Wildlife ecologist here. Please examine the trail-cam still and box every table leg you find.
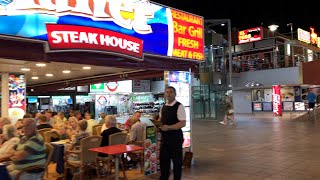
[115,155,119,180]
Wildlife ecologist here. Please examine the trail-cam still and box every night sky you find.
[151,0,319,34]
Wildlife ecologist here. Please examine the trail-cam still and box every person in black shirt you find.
[36,115,53,130]
[99,115,122,157]
[160,86,186,180]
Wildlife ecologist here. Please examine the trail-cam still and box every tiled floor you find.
[48,111,320,180]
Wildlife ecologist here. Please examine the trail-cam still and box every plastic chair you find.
[97,132,128,178]
[64,135,102,180]
[37,128,53,138]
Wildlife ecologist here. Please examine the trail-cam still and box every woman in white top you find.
[0,124,20,160]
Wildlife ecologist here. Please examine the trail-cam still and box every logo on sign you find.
[0,0,154,34]
[106,81,119,92]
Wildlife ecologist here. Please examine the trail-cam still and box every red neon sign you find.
[272,85,282,116]
[238,27,263,44]
[46,24,144,60]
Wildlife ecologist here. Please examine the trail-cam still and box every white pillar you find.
[1,73,9,117]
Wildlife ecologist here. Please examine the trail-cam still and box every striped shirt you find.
[13,133,46,170]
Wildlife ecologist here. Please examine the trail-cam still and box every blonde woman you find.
[66,117,78,139]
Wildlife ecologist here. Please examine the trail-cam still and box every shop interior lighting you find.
[31,76,39,80]
[21,68,30,71]
[36,63,46,67]
[63,70,71,73]
[83,66,91,70]
[46,74,53,77]
[245,82,263,87]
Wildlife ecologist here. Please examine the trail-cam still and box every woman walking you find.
[220,95,236,125]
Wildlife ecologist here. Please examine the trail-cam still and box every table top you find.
[89,144,144,155]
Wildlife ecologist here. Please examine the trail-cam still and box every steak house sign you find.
[0,0,205,61]
[1,0,153,60]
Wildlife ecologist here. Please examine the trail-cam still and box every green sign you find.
[90,83,104,92]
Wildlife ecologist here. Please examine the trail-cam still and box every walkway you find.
[138,112,320,180]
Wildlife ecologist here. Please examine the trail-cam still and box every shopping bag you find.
[183,149,193,167]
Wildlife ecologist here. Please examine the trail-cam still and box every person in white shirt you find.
[84,112,98,135]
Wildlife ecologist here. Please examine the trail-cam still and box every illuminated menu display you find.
[238,27,263,44]
[170,9,204,60]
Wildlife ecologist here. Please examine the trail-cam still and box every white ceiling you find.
[0,58,136,85]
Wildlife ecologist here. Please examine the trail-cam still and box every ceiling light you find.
[31,76,39,80]
[46,74,53,77]
[63,70,71,73]
[36,63,46,67]
[83,66,91,70]
[21,68,30,71]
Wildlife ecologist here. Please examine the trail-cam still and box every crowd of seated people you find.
[0,109,151,178]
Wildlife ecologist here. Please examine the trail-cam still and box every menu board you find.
[262,102,272,111]
[295,102,306,111]
[253,102,262,111]
[283,102,294,111]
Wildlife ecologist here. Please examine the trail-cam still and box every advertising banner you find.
[8,74,26,124]
[272,85,282,116]
[144,125,158,175]
[0,0,204,61]
[238,27,263,44]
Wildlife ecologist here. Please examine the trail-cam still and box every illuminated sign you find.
[8,74,26,124]
[46,24,144,60]
[298,28,311,44]
[0,0,204,61]
[272,85,282,116]
[310,27,318,45]
[238,27,263,44]
[171,9,204,60]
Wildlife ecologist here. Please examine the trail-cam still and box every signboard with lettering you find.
[238,27,263,44]
[0,0,204,61]
[272,85,282,116]
[298,28,311,44]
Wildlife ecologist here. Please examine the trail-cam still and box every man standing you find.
[159,86,186,180]
[307,88,316,113]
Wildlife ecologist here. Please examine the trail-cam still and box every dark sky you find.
[151,0,319,34]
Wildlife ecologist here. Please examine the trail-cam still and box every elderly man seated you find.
[6,118,47,180]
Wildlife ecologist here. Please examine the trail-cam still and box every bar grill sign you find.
[272,85,282,116]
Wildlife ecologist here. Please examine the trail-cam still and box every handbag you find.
[228,109,234,114]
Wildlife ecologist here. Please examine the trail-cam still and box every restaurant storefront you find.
[0,0,204,176]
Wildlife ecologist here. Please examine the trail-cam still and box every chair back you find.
[37,128,52,138]
[80,135,102,165]
[43,130,59,143]
[109,132,128,145]
[92,124,102,135]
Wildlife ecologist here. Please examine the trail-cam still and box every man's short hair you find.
[78,120,88,131]
[166,86,176,93]
[38,115,48,123]
[23,118,37,128]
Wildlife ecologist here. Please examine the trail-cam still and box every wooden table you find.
[89,144,144,180]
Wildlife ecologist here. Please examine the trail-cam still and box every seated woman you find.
[0,124,20,161]
[66,117,78,139]
[66,120,90,161]
[51,123,70,142]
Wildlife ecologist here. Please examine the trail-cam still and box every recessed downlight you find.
[83,66,91,70]
[36,63,46,67]
[31,76,39,80]
[21,68,30,71]
[62,70,70,73]
[46,74,53,77]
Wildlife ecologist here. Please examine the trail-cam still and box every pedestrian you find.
[307,88,316,113]
[159,86,186,180]
[220,95,236,125]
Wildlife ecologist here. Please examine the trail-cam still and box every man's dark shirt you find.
[37,124,53,130]
[99,127,122,157]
